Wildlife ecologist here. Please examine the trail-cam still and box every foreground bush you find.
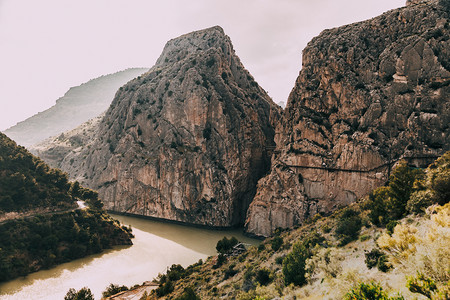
[216,236,239,254]
[174,287,201,300]
[378,203,450,283]
[64,287,94,300]
[364,248,392,272]
[283,242,309,286]
[102,283,129,298]
[335,208,362,245]
[344,282,404,300]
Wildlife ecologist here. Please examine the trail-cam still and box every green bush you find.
[407,273,438,299]
[213,254,227,269]
[386,220,398,236]
[102,283,129,298]
[64,287,94,300]
[344,282,404,300]
[282,242,309,286]
[216,236,238,254]
[406,190,434,213]
[224,264,238,280]
[271,236,283,251]
[175,287,201,300]
[365,187,391,226]
[364,249,392,272]
[335,208,362,246]
[388,161,424,219]
[255,268,272,286]
[156,280,174,297]
[428,152,450,205]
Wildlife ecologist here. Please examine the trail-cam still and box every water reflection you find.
[0,214,260,299]
[111,213,260,256]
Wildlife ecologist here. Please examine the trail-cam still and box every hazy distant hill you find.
[3,68,148,147]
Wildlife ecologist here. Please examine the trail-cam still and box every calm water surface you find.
[0,214,259,300]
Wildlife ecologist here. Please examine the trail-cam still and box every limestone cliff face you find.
[245,0,450,236]
[63,26,280,227]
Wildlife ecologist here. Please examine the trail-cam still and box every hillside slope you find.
[132,151,449,300]
[0,132,133,282]
[3,68,148,147]
[246,0,450,237]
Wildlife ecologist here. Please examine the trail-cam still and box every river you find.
[0,214,260,300]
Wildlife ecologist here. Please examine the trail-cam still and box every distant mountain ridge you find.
[3,68,148,147]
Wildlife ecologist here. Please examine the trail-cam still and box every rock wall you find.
[245,0,450,236]
[61,26,280,227]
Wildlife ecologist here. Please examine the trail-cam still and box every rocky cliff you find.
[245,0,450,236]
[56,26,280,227]
[3,68,147,147]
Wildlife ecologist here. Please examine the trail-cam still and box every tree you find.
[388,161,424,219]
[216,236,239,254]
[282,241,309,286]
[102,283,129,298]
[64,287,94,300]
[175,287,201,300]
[335,208,362,245]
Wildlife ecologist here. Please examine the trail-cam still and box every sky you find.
[0,0,406,131]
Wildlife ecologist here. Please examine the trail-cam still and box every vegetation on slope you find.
[0,133,133,282]
[132,152,449,299]
[0,132,75,212]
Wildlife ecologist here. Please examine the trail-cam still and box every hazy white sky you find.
[0,0,405,131]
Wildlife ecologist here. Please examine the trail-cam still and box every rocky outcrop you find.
[29,113,103,170]
[245,0,450,236]
[3,68,147,147]
[57,26,280,227]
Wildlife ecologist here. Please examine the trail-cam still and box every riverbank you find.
[0,213,260,299]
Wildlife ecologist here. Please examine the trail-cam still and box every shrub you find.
[406,190,434,213]
[407,273,438,299]
[156,280,174,297]
[102,283,129,298]
[365,186,391,226]
[275,256,284,265]
[335,208,362,245]
[258,243,265,252]
[282,241,309,286]
[377,223,418,265]
[364,249,392,272]
[388,161,424,219]
[64,287,94,300]
[364,161,425,226]
[175,287,201,300]
[255,268,272,286]
[271,236,283,251]
[344,282,404,300]
[216,236,238,254]
[386,220,398,235]
[224,264,238,280]
[213,254,227,269]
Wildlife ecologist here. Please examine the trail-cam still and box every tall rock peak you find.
[245,0,449,236]
[52,26,281,228]
[155,26,232,67]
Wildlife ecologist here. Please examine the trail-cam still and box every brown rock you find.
[46,26,281,227]
[245,0,450,237]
